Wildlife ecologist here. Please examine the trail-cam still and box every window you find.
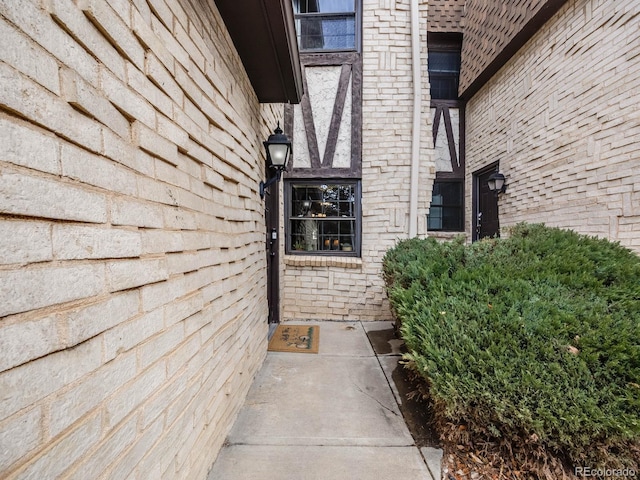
[428,33,462,100]
[427,181,463,231]
[293,0,357,51]
[428,33,464,232]
[286,181,360,255]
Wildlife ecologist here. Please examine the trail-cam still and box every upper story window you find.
[293,0,358,52]
[428,33,462,100]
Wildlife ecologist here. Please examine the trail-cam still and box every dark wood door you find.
[474,167,500,240]
[265,181,280,324]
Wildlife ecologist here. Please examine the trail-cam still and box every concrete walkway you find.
[207,321,442,480]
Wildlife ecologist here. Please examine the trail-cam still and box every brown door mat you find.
[267,324,319,354]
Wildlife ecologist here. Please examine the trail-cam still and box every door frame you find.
[264,179,280,324]
[472,162,499,242]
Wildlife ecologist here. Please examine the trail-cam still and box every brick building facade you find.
[0,0,300,478]
[280,0,639,324]
[1,0,638,477]
[463,0,640,251]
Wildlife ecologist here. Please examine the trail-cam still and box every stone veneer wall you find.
[281,0,435,321]
[0,0,281,478]
[465,0,640,253]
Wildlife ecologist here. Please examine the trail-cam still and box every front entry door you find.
[265,181,280,324]
[474,166,500,240]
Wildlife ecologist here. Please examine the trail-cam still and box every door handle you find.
[268,228,277,257]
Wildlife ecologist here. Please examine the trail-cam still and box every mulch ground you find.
[402,369,578,480]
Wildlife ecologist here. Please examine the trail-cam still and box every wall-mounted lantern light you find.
[487,172,507,194]
[260,123,292,199]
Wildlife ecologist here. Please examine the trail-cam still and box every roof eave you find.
[216,0,303,104]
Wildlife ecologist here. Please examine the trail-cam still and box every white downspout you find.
[408,0,422,238]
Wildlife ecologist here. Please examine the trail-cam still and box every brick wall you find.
[0,0,280,478]
[465,0,640,253]
[281,0,435,321]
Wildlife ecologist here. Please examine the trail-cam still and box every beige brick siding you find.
[465,0,640,253]
[0,0,281,478]
[281,0,435,321]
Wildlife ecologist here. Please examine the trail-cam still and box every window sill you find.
[427,231,468,241]
[284,255,362,269]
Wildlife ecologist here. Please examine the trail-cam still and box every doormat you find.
[268,324,319,354]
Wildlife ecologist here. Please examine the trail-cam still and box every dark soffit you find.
[216,0,303,104]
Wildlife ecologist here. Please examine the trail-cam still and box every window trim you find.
[285,179,362,256]
[427,32,462,101]
[427,179,465,232]
[293,0,362,53]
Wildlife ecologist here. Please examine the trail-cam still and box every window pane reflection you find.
[427,181,463,231]
[294,0,354,13]
[288,182,359,254]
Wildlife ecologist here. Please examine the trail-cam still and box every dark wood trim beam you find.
[429,99,463,108]
[434,171,463,180]
[322,64,352,168]
[460,0,569,101]
[300,52,361,66]
[442,106,460,173]
[350,56,362,176]
[283,103,295,165]
[284,167,356,179]
[300,67,321,169]
[459,104,466,175]
[432,106,442,146]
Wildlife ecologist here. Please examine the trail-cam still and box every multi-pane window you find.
[428,51,461,99]
[428,33,464,232]
[428,34,462,100]
[427,181,463,231]
[287,181,360,255]
[293,0,357,51]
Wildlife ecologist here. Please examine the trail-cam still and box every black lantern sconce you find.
[487,172,507,195]
[259,123,292,199]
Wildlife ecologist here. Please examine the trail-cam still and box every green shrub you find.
[383,224,640,472]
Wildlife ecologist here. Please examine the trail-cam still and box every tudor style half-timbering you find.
[460,0,640,252]
[426,30,466,236]
[426,0,640,253]
[287,53,362,176]
[283,53,363,257]
[279,0,639,324]
[0,0,301,478]
[279,0,434,321]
